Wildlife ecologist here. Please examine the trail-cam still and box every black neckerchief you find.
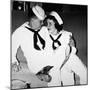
[25,26,45,50]
[50,33,62,50]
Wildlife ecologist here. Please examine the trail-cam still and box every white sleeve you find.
[60,31,72,45]
[68,54,87,84]
[65,45,70,58]
[71,46,77,54]
[69,33,77,54]
[12,29,21,64]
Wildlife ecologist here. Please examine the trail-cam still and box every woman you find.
[43,11,87,86]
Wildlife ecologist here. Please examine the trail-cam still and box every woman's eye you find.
[48,22,52,27]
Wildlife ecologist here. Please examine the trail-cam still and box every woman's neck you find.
[51,29,59,36]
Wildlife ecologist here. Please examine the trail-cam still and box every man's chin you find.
[32,26,41,30]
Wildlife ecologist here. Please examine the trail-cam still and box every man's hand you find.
[12,62,22,72]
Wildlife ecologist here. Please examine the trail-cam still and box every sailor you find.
[12,5,46,73]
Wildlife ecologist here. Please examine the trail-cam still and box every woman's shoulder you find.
[61,30,72,36]
[59,30,72,45]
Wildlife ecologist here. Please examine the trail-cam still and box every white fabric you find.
[12,22,48,73]
[41,29,73,86]
[71,46,77,54]
[41,29,87,86]
[61,53,87,85]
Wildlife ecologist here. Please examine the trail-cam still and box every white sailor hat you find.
[32,5,46,20]
[50,11,63,25]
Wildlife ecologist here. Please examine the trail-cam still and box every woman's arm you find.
[69,35,77,54]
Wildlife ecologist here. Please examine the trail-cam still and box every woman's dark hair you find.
[43,15,63,32]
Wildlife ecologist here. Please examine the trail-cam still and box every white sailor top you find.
[39,27,73,68]
[12,22,47,73]
[40,27,87,85]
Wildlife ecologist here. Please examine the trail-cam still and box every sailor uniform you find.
[25,26,45,50]
[49,34,61,50]
[41,27,87,86]
[12,22,48,74]
[45,30,73,86]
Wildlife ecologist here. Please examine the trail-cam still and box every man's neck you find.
[28,22,41,31]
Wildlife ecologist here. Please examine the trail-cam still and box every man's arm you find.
[69,36,76,47]
[69,35,77,54]
[65,35,76,58]
[12,29,22,72]
[12,32,18,64]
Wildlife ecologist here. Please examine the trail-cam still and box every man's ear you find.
[29,18,33,28]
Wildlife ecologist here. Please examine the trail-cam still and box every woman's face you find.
[47,19,58,35]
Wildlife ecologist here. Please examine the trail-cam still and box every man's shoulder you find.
[12,22,31,36]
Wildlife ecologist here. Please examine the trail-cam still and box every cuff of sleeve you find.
[71,46,77,54]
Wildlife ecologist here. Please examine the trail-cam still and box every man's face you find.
[30,17,42,30]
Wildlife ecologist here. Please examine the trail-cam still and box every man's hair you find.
[43,15,63,32]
